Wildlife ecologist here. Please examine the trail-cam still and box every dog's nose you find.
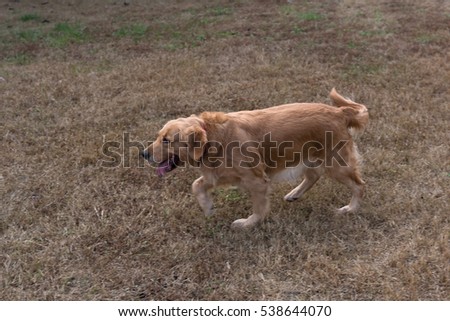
[141,150,150,160]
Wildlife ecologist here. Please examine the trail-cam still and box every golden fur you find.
[144,88,369,228]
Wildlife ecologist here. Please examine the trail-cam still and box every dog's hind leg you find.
[332,167,365,214]
[192,176,214,216]
[327,142,365,214]
[284,168,323,202]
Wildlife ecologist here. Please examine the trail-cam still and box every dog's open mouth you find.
[156,155,180,177]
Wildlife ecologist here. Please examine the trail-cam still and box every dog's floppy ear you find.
[182,125,207,162]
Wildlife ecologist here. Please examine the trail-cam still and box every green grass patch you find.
[210,6,232,16]
[155,22,215,50]
[20,13,41,22]
[291,26,305,35]
[195,33,207,42]
[344,63,383,79]
[155,24,186,51]
[359,29,389,37]
[6,53,32,65]
[181,7,198,15]
[416,34,437,44]
[374,9,384,24]
[297,11,323,21]
[197,17,215,26]
[280,5,323,21]
[17,29,44,42]
[113,23,148,42]
[347,41,358,49]
[47,22,87,47]
[217,30,239,38]
[280,5,296,15]
[216,188,244,202]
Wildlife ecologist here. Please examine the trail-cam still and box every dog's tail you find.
[330,88,369,136]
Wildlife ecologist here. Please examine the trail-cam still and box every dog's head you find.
[142,115,207,176]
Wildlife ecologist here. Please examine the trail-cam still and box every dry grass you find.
[1,0,449,300]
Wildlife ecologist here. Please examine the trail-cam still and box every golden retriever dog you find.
[142,88,368,229]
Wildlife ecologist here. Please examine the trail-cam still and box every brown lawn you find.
[1,0,449,300]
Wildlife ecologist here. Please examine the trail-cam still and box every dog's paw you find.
[203,207,215,217]
[231,218,251,229]
[231,214,261,229]
[336,205,352,214]
[198,199,214,216]
[283,194,298,202]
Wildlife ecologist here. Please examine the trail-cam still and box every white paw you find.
[231,218,250,229]
[283,194,298,202]
[203,207,215,217]
[336,205,352,214]
[231,214,261,229]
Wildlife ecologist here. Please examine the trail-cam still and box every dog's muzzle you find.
[141,150,180,177]
[141,150,152,162]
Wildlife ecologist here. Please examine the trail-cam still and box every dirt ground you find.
[1,0,449,300]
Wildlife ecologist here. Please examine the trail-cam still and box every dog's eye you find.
[162,137,170,144]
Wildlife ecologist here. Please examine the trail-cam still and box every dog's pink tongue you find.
[156,160,171,177]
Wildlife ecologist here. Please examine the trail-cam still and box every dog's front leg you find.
[232,180,270,229]
[192,176,214,216]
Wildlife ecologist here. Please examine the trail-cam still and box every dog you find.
[142,88,368,229]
